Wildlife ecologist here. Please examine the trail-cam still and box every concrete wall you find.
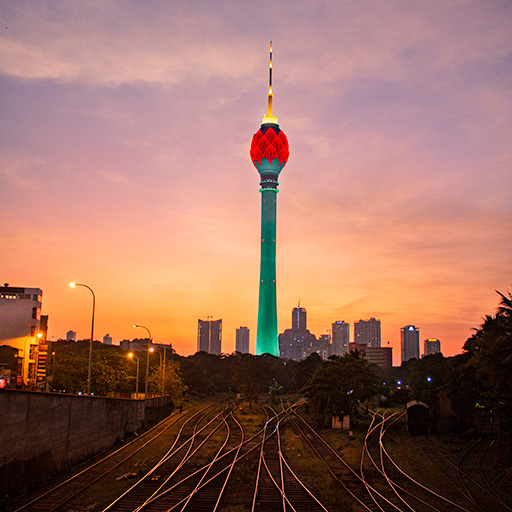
[0,389,173,499]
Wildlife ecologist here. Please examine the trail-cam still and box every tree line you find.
[49,290,511,440]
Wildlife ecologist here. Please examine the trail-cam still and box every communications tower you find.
[250,42,290,356]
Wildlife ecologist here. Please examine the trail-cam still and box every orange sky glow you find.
[1,1,511,364]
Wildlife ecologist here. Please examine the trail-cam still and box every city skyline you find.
[1,1,511,362]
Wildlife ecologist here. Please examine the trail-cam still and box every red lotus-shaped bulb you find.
[250,126,289,171]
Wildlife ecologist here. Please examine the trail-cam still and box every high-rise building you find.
[292,306,307,331]
[423,338,441,357]
[197,319,222,355]
[235,327,250,353]
[103,334,112,345]
[331,321,350,356]
[401,325,420,363]
[0,285,43,387]
[354,318,381,348]
[66,330,77,341]
[279,305,317,361]
[250,42,290,356]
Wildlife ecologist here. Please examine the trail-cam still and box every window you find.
[32,307,37,319]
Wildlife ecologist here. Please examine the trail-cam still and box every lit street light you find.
[133,324,152,397]
[70,282,95,395]
[150,345,166,396]
[128,352,140,398]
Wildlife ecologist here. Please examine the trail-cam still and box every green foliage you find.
[409,353,448,405]
[148,359,185,399]
[463,290,512,419]
[407,290,512,434]
[51,341,132,395]
[301,355,383,426]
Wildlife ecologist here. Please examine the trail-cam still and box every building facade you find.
[401,325,420,363]
[423,338,441,357]
[235,327,250,353]
[354,318,381,348]
[66,330,77,341]
[197,319,222,355]
[0,285,43,387]
[365,346,393,369]
[331,321,350,356]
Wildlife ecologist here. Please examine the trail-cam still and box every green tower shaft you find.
[256,188,278,355]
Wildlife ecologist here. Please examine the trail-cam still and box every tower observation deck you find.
[250,42,289,356]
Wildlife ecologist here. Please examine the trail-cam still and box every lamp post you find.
[133,324,151,397]
[150,346,166,396]
[70,282,95,395]
[128,352,140,398]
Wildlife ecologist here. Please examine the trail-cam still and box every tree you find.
[230,353,274,407]
[148,359,185,399]
[302,355,383,426]
[463,290,512,421]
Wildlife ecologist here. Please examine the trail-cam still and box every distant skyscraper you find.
[197,319,222,355]
[279,305,317,361]
[354,318,381,348]
[292,306,307,331]
[103,334,112,345]
[401,325,420,363]
[66,330,77,341]
[250,42,290,356]
[423,338,441,357]
[331,321,350,356]
[236,327,250,353]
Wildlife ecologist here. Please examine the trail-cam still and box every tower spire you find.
[262,41,278,125]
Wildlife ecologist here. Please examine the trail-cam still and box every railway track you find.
[10,398,512,512]
[457,437,512,512]
[290,408,401,511]
[9,399,223,512]
[252,403,327,512]
[12,397,330,512]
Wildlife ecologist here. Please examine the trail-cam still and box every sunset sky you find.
[1,1,511,363]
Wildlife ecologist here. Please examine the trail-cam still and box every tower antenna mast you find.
[262,41,278,124]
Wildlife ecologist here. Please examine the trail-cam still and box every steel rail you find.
[288,413,376,512]
[10,402,209,512]
[126,400,294,511]
[361,410,409,510]
[411,436,481,508]
[456,437,512,512]
[421,434,512,511]
[174,406,234,511]
[292,408,401,512]
[366,408,474,512]
[256,402,328,512]
[106,401,235,512]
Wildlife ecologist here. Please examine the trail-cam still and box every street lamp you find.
[128,352,140,398]
[150,346,166,396]
[133,324,151,397]
[70,282,95,395]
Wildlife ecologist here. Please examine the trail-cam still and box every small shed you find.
[406,400,430,435]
